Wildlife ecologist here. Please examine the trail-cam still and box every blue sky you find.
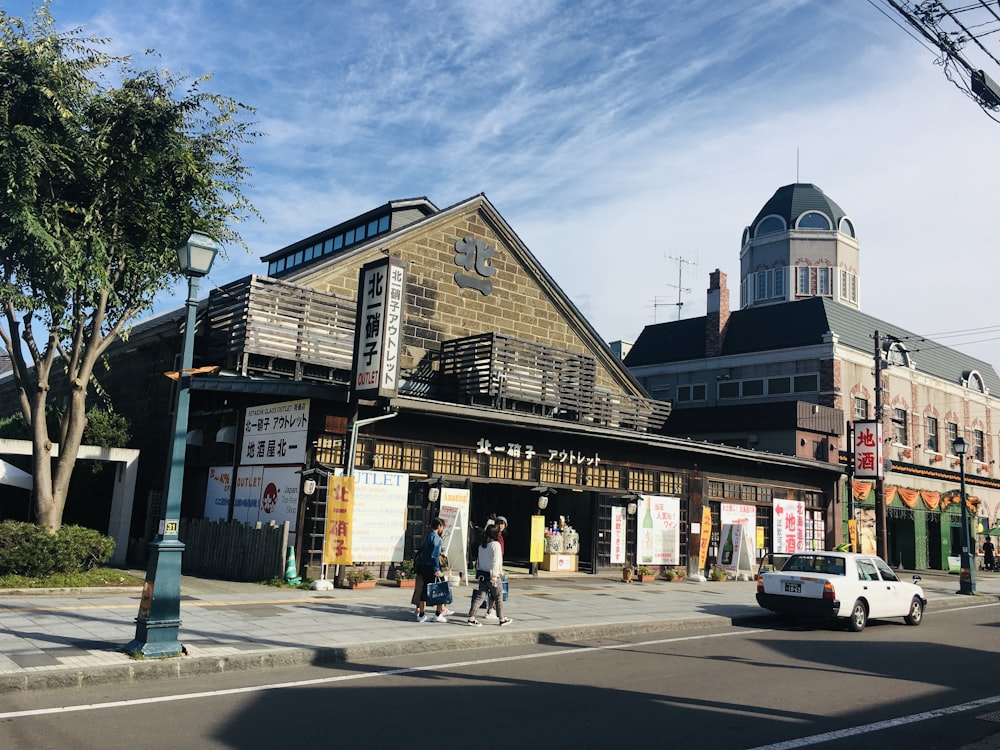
[7,0,1000,366]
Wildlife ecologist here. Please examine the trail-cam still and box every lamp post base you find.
[958,552,977,595]
[123,538,185,657]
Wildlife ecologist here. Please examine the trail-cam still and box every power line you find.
[875,0,1000,119]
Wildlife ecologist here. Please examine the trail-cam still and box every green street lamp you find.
[953,436,976,596]
[125,231,219,657]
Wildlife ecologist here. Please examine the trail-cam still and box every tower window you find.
[755,216,785,236]
[797,211,831,230]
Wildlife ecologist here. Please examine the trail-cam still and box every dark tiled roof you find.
[625,297,1000,394]
[750,183,847,230]
[624,317,706,366]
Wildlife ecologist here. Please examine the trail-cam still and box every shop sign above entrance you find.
[475,437,600,466]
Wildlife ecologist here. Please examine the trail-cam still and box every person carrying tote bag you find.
[415,518,453,623]
[466,524,512,626]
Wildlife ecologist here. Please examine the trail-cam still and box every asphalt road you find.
[2,599,1000,750]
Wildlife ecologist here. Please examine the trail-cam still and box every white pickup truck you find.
[755,551,926,632]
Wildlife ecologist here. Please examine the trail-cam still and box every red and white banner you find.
[772,498,806,554]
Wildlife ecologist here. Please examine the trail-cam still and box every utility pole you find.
[873,330,887,561]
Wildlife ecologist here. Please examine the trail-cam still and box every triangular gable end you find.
[290,193,649,404]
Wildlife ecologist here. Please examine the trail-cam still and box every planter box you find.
[396,579,415,588]
[348,580,376,589]
[636,575,655,583]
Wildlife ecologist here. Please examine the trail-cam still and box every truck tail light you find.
[822,581,836,601]
[756,576,764,594]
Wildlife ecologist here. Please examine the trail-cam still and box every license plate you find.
[784,582,801,593]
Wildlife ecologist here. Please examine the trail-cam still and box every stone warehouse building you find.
[1,193,844,576]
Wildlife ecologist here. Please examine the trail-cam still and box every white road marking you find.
[0,629,759,720]
[746,693,1000,750]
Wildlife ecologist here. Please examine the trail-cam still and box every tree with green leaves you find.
[0,2,259,531]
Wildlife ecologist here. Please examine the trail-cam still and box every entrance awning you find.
[0,458,32,490]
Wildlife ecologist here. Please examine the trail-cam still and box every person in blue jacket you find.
[416,517,451,622]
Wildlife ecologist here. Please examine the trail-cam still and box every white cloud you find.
[9,0,999,366]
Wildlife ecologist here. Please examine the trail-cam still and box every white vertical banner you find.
[439,487,470,585]
[232,465,264,525]
[610,506,627,565]
[773,498,806,554]
[204,466,233,522]
[258,466,301,541]
[349,470,409,562]
[721,502,758,557]
[637,495,681,565]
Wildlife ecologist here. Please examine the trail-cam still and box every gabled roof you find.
[285,192,653,400]
[625,296,1000,394]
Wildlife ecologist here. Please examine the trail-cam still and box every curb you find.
[0,612,759,695]
[0,586,144,597]
[0,592,994,695]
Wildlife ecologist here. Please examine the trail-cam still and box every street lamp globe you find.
[176,231,219,277]
[953,436,967,457]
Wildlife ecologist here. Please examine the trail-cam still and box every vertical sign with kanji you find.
[610,506,626,565]
[772,498,806,554]
[853,420,883,479]
[324,475,355,566]
[352,256,405,399]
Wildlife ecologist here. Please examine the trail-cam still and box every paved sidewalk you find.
[0,566,998,698]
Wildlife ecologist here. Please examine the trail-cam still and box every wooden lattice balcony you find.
[203,275,356,382]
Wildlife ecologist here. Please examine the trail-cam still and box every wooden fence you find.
[179,518,289,582]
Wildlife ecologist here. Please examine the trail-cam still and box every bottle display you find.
[642,504,654,563]
[721,526,734,566]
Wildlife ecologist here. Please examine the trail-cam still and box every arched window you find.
[755,216,785,237]
[887,342,909,367]
[967,371,986,393]
[797,211,831,230]
[839,217,856,238]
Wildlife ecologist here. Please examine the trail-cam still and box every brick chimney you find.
[705,269,730,357]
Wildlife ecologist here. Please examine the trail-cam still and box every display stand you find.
[439,506,468,586]
[540,552,577,571]
[539,526,579,571]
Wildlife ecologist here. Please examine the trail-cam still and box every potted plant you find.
[709,565,728,582]
[635,565,655,583]
[395,559,416,588]
[345,567,376,589]
[662,567,685,582]
[621,564,634,583]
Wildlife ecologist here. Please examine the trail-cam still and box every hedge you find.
[0,522,115,577]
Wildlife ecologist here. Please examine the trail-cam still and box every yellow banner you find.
[529,515,545,563]
[848,519,858,553]
[698,506,712,570]
[324,476,355,565]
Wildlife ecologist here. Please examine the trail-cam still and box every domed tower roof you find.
[740,182,861,311]
[748,183,852,238]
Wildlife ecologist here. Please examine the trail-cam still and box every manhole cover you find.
[977,711,1000,724]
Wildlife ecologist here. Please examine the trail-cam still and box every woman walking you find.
[466,524,512,626]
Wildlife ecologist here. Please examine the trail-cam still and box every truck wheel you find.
[904,597,924,626]
[847,599,868,632]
